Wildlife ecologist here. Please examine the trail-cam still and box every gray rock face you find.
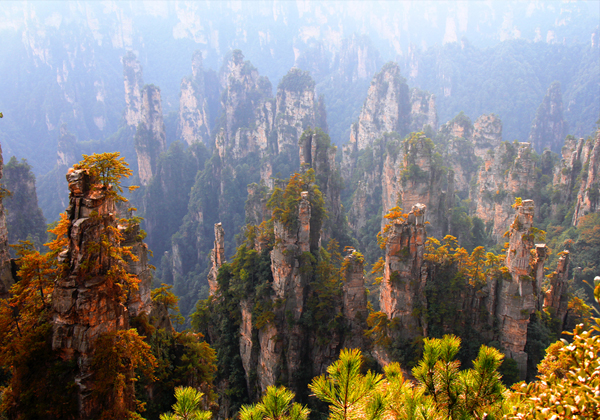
[135,84,167,186]
[0,143,13,298]
[572,130,600,226]
[528,81,567,153]
[123,51,144,129]
[472,141,537,240]
[178,51,212,146]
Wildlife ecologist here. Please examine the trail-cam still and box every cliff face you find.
[275,69,317,163]
[473,114,503,158]
[51,168,152,417]
[409,88,438,133]
[572,130,600,226]
[379,204,428,341]
[123,51,144,129]
[178,51,212,146]
[348,62,410,153]
[215,50,273,161]
[472,141,537,239]
[0,143,13,298]
[134,84,167,186]
[207,222,225,296]
[3,156,47,249]
[528,81,567,153]
[497,200,543,378]
[341,249,367,350]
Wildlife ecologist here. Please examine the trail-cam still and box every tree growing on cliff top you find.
[73,152,138,202]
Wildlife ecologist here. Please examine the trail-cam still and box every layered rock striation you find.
[134,84,167,186]
[51,168,152,416]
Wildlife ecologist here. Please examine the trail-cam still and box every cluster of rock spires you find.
[3,44,592,417]
[206,194,570,402]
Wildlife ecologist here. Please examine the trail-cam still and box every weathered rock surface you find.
[178,51,212,146]
[497,200,541,378]
[51,168,152,417]
[472,142,537,239]
[123,51,144,129]
[409,88,438,133]
[572,130,600,225]
[0,143,13,298]
[473,114,503,159]
[348,62,410,153]
[207,223,225,296]
[341,249,367,350]
[134,84,167,186]
[379,204,428,341]
[529,81,567,153]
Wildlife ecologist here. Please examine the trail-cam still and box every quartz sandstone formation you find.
[572,130,600,226]
[472,142,537,239]
[409,88,438,133]
[379,204,428,342]
[215,50,273,161]
[544,251,570,329]
[497,200,543,378]
[207,222,225,296]
[473,114,503,158]
[341,249,367,350]
[51,168,152,417]
[123,51,144,129]
[178,51,212,146]
[0,143,13,298]
[528,81,567,153]
[134,84,167,185]
[346,62,410,154]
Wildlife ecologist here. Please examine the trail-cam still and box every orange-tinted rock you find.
[497,199,540,379]
[207,223,225,296]
[572,130,600,225]
[379,204,427,341]
[51,167,152,417]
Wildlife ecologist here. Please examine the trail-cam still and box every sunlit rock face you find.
[51,168,152,417]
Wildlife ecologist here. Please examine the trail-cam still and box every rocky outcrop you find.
[51,168,152,417]
[256,191,312,393]
[178,51,212,146]
[0,143,13,298]
[207,223,225,296]
[3,156,47,249]
[409,88,438,133]
[572,130,600,226]
[341,249,367,350]
[472,141,537,239]
[347,62,410,153]
[497,200,542,378]
[275,68,317,158]
[379,204,428,341]
[335,34,380,83]
[528,81,567,153]
[215,50,273,161]
[123,51,144,129]
[134,84,167,186]
[544,251,570,330]
[473,114,503,159]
